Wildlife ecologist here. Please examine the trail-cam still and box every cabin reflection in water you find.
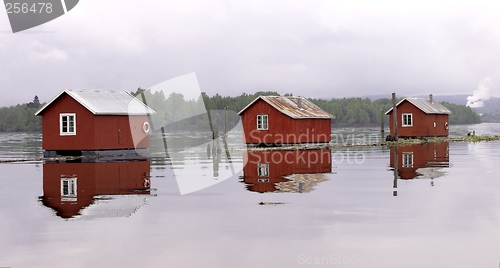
[241,149,332,193]
[390,142,450,181]
[39,160,151,219]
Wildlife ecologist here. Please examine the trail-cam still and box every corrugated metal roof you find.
[385,98,452,115]
[35,89,156,116]
[238,96,334,119]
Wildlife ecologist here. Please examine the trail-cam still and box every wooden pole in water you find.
[380,109,385,142]
[161,127,169,158]
[224,106,228,136]
[380,109,385,143]
[380,109,384,133]
[393,144,398,196]
[207,110,214,140]
[392,93,398,195]
[392,93,398,140]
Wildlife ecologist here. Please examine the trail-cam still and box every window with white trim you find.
[402,113,412,127]
[60,113,76,135]
[257,163,269,177]
[402,153,413,168]
[61,177,77,202]
[257,114,268,130]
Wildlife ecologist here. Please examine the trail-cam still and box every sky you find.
[1,0,500,107]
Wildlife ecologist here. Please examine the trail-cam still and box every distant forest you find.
[132,89,481,130]
[0,96,43,132]
[0,92,482,133]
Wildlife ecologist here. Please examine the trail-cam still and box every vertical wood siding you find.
[39,93,151,151]
[388,100,449,137]
[241,99,331,144]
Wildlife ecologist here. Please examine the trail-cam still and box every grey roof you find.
[238,96,334,119]
[35,89,156,116]
[385,98,452,115]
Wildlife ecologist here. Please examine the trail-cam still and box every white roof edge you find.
[35,89,71,116]
[125,91,157,114]
[65,89,99,115]
[238,95,333,119]
[384,98,407,115]
[237,95,263,115]
[385,98,451,115]
[35,89,156,116]
[35,89,101,116]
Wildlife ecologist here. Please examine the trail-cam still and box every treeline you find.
[440,102,481,124]
[481,112,500,123]
[0,92,482,133]
[131,89,283,131]
[309,97,394,126]
[0,102,43,132]
[132,90,481,130]
[202,93,481,126]
[309,98,481,126]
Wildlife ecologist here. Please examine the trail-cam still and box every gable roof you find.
[35,89,156,116]
[385,98,452,115]
[238,96,334,119]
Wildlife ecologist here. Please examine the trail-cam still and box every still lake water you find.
[1,123,500,268]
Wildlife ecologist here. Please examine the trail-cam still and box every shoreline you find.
[1,135,498,163]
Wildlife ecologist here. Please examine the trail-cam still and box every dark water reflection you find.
[390,142,449,180]
[1,124,500,267]
[241,149,332,193]
[39,160,152,219]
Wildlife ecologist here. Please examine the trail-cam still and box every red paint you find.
[38,93,150,151]
[240,99,331,144]
[242,149,332,193]
[40,160,150,218]
[387,100,449,137]
[389,143,449,180]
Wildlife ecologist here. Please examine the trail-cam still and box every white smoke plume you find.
[466,76,494,108]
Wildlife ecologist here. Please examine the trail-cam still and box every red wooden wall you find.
[39,93,150,151]
[241,99,331,144]
[387,100,449,137]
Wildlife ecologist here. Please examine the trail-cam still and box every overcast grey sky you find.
[1,0,500,107]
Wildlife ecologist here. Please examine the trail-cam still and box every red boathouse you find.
[238,96,334,145]
[35,89,156,156]
[385,94,451,138]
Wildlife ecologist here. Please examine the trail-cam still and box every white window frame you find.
[402,153,413,168]
[257,163,269,177]
[258,178,270,183]
[61,177,77,202]
[402,113,413,127]
[256,114,268,130]
[60,113,76,136]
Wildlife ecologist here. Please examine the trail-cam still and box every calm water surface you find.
[1,124,500,268]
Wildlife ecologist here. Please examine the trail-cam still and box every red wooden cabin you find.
[238,96,334,145]
[385,94,451,138]
[39,160,151,219]
[35,89,155,156]
[242,149,332,193]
